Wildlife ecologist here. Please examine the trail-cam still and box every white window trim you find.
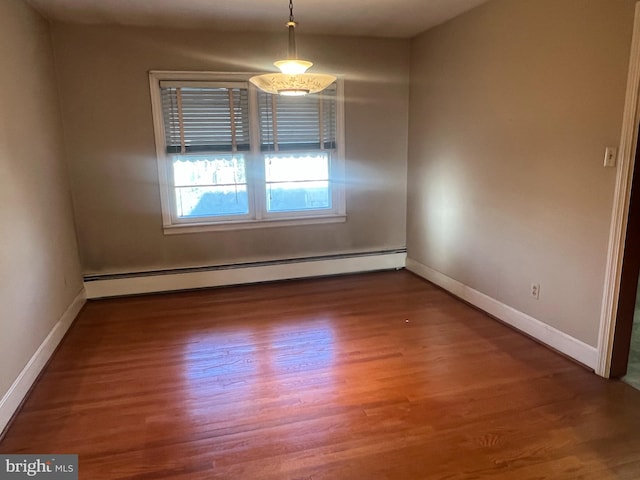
[149,70,346,234]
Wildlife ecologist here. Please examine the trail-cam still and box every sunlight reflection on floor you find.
[181,319,337,405]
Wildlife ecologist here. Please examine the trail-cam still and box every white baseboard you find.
[0,289,86,433]
[84,251,407,299]
[406,258,598,370]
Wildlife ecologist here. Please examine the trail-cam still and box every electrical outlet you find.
[531,283,540,299]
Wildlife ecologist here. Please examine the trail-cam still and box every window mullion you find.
[248,85,265,220]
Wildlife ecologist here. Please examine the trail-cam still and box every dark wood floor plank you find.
[2,270,640,479]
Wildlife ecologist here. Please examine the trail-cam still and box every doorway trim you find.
[597,3,640,377]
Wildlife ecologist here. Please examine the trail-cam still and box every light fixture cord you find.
[287,0,297,59]
[287,0,298,60]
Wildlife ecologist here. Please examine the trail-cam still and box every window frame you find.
[149,71,346,234]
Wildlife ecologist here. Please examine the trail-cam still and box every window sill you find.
[163,214,347,235]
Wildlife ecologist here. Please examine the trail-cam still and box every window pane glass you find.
[172,155,248,218]
[175,186,249,217]
[265,153,331,212]
[267,182,331,212]
[173,155,246,187]
[267,181,330,212]
[265,153,329,182]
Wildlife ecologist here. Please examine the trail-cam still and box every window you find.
[149,72,345,233]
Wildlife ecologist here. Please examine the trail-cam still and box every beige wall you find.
[51,25,410,275]
[407,0,636,347]
[0,1,83,399]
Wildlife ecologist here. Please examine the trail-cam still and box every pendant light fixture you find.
[250,0,336,96]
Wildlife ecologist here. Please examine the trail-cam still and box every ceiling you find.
[25,0,488,38]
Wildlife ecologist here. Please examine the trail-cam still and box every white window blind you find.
[258,83,337,152]
[160,84,250,154]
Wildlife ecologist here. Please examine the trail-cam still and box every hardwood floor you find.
[2,270,640,479]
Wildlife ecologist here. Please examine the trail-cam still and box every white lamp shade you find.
[249,73,337,96]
